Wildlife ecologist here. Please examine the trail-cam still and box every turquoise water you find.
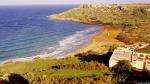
[0,5,101,61]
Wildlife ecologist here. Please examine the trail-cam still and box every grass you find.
[23,68,110,79]
[135,46,150,54]
[50,4,150,44]
[0,57,80,74]
[1,4,149,83]
[42,69,111,78]
[53,5,149,25]
[77,25,124,54]
[0,57,112,84]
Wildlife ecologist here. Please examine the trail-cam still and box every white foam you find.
[1,54,49,64]
[49,50,63,56]
[0,26,101,64]
[48,47,55,50]
[49,26,100,57]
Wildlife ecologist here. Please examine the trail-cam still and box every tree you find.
[0,73,29,84]
[111,60,132,84]
[111,60,132,73]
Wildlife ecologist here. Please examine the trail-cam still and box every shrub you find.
[51,61,108,71]
[111,60,132,73]
[0,73,29,84]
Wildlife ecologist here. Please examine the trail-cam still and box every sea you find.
[0,5,102,62]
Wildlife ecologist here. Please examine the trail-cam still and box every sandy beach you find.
[1,16,125,64]
[49,14,125,54]
[67,24,125,57]
[1,24,124,64]
[52,13,126,46]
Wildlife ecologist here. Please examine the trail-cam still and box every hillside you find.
[1,51,150,84]
[0,4,150,84]
[0,56,112,84]
[50,4,150,44]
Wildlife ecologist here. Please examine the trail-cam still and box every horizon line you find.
[0,3,149,6]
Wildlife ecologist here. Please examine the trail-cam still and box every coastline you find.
[63,25,104,57]
[1,15,124,65]
[67,24,125,57]
[48,12,120,55]
[49,15,96,25]
[0,24,101,64]
[0,54,50,64]
[0,25,101,64]
[49,15,125,56]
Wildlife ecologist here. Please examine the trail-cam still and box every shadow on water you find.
[75,51,113,66]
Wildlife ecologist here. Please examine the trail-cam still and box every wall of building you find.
[109,47,150,71]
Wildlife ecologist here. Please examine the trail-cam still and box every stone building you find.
[131,52,150,70]
[109,47,150,71]
[109,47,133,68]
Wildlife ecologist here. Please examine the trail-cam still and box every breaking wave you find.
[48,26,101,58]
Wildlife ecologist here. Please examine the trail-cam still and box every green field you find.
[0,51,149,84]
[0,58,79,74]
[0,57,112,84]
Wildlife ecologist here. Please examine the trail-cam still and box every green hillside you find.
[50,4,150,44]
[0,4,150,84]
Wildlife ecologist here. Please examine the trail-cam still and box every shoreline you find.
[1,15,124,64]
[49,14,96,25]
[0,25,102,64]
[49,15,125,56]
[1,25,123,64]
[66,25,104,57]
[67,24,125,57]
[0,54,50,64]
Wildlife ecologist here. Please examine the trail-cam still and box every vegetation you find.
[51,4,150,44]
[111,60,132,73]
[0,56,112,84]
[0,73,29,84]
[0,57,80,74]
[50,61,108,70]
[135,46,150,54]
[111,60,132,84]
[0,52,150,84]
[111,60,150,84]
[0,4,150,84]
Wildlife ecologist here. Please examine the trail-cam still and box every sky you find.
[0,0,150,6]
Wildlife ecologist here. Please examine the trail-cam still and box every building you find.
[132,52,150,70]
[109,47,150,71]
[109,47,133,67]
